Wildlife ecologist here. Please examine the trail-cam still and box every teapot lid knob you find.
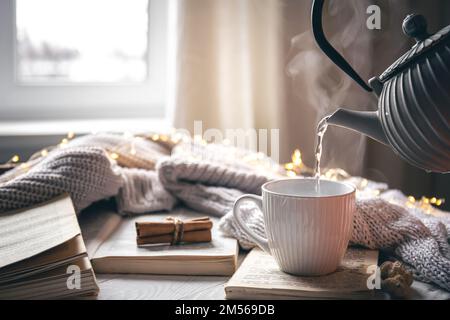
[402,14,429,42]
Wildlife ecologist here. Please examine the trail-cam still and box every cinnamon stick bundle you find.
[135,216,213,246]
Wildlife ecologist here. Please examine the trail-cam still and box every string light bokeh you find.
[0,133,446,216]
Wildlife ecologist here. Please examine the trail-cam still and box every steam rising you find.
[287,0,373,117]
[286,0,389,175]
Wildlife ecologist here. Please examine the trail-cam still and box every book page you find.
[89,207,237,259]
[78,202,123,258]
[0,195,81,269]
[0,235,86,280]
[227,248,378,293]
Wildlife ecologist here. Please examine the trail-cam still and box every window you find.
[0,0,174,123]
[16,0,149,83]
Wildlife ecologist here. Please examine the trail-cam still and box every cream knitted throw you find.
[0,147,123,213]
[0,133,449,291]
[0,134,174,214]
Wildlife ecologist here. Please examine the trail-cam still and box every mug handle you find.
[233,194,270,253]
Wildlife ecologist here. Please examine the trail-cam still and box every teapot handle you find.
[311,0,373,92]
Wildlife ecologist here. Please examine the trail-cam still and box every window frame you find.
[0,0,173,122]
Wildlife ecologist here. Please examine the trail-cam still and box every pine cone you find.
[380,261,413,298]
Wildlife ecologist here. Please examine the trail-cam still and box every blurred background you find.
[0,0,449,208]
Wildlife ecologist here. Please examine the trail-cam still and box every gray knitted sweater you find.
[0,133,449,291]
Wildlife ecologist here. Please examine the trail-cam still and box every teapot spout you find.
[327,109,389,146]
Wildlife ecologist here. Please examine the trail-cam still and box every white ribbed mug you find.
[233,178,355,276]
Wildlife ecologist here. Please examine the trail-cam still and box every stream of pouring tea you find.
[314,116,330,193]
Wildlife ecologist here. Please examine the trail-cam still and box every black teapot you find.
[311,0,450,173]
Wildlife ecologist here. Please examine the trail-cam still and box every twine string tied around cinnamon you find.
[166,216,184,245]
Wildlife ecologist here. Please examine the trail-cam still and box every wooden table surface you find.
[94,274,450,300]
[96,274,229,300]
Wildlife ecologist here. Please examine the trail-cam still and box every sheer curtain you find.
[172,0,450,206]
[172,0,286,155]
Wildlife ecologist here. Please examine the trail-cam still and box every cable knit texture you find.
[156,142,278,216]
[116,167,177,215]
[0,134,449,291]
[0,134,171,214]
[158,157,270,216]
[0,147,123,213]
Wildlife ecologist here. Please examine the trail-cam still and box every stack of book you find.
[0,195,98,299]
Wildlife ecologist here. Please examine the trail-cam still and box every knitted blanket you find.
[157,142,277,216]
[0,147,123,213]
[0,133,449,291]
[0,134,173,214]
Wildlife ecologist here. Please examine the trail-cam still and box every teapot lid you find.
[379,14,450,82]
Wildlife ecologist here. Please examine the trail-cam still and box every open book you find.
[79,203,238,276]
[225,248,384,300]
[0,195,99,299]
